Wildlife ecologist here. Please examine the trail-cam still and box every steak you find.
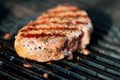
[14,4,93,62]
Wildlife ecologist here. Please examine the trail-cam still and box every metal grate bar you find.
[0,56,43,80]
[0,44,95,80]
[60,60,119,80]
[92,30,120,45]
[0,48,66,80]
[90,44,120,60]
[0,70,28,80]
[2,33,119,79]
[41,63,88,80]
[0,68,20,80]
[89,52,120,68]
[79,54,120,77]
[53,61,100,80]
[30,65,66,80]
[92,38,120,53]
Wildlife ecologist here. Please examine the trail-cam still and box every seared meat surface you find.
[14,4,93,62]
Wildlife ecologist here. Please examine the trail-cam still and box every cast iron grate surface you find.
[0,0,120,80]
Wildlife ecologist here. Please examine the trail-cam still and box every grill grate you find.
[0,0,120,80]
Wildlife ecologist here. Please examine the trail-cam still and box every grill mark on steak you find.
[21,33,65,38]
[28,20,88,26]
[20,27,79,32]
[20,19,88,32]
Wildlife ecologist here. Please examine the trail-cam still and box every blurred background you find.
[0,0,120,43]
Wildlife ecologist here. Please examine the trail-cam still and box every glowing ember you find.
[4,33,12,40]
[82,49,90,55]
[77,56,81,61]
[47,61,52,64]
[43,73,48,78]
[23,63,32,68]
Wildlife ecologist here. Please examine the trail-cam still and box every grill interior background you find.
[0,0,120,80]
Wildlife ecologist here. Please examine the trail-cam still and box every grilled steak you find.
[14,4,93,62]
